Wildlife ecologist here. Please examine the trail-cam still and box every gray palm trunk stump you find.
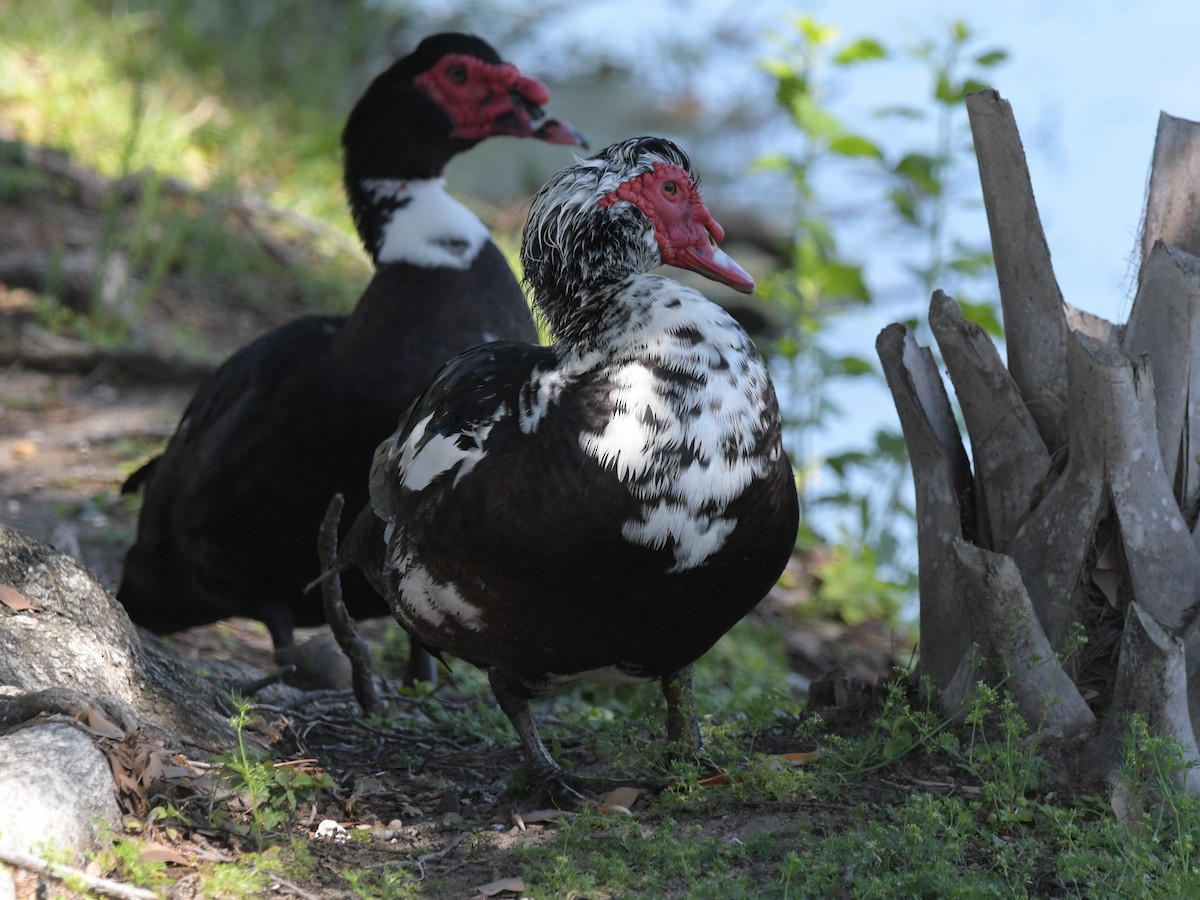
[877,90,1200,786]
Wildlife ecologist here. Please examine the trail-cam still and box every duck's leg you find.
[662,666,702,749]
[488,668,563,781]
[662,666,716,772]
[488,668,591,807]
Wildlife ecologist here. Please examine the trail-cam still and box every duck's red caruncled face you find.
[600,162,754,294]
[416,53,575,143]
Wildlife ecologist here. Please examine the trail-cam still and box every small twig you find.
[268,874,322,900]
[317,494,382,716]
[0,844,157,900]
[407,833,468,881]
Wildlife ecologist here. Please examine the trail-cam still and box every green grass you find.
[213,696,337,850]
[517,807,807,898]
[367,619,1200,898]
[71,622,1200,897]
[508,683,1200,898]
[0,0,395,345]
[1,0,375,229]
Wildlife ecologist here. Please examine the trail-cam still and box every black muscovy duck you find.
[117,33,587,681]
[349,136,798,797]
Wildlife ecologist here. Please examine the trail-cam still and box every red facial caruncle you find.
[600,162,755,294]
[415,53,552,140]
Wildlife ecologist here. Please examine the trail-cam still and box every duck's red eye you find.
[446,64,468,84]
[662,181,678,197]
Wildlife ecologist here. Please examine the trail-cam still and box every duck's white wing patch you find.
[518,363,570,434]
[621,501,740,571]
[391,554,484,632]
[367,178,490,269]
[396,405,508,492]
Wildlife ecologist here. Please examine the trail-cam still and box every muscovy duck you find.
[116,33,587,679]
[350,136,798,795]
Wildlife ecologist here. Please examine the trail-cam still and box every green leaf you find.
[835,354,876,377]
[773,70,810,116]
[957,299,1004,337]
[761,57,803,86]
[790,93,842,137]
[934,72,964,105]
[947,250,994,276]
[751,152,794,172]
[873,428,908,460]
[889,187,918,223]
[825,450,870,477]
[828,134,884,158]
[819,261,871,303]
[834,37,887,65]
[773,334,800,360]
[894,153,940,193]
[875,104,925,121]
[811,543,905,625]
[798,16,838,47]
[962,78,992,95]
[975,49,1009,67]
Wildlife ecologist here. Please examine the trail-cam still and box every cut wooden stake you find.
[877,324,973,688]
[883,93,1200,789]
[1123,241,1200,519]
[1139,112,1200,278]
[944,540,1095,740]
[966,88,1069,453]
[1085,602,1200,789]
[929,291,1050,549]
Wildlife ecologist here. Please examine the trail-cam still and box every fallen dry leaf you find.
[763,750,823,769]
[516,808,575,825]
[138,750,165,787]
[11,439,38,460]
[598,786,641,811]
[83,705,126,740]
[478,875,525,896]
[700,751,822,786]
[109,754,143,798]
[0,584,40,612]
[139,842,191,866]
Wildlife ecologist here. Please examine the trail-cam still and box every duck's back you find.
[374,281,797,689]
[118,241,535,640]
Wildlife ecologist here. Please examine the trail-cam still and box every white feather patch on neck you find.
[365,178,491,269]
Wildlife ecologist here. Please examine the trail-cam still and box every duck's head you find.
[521,137,753,339]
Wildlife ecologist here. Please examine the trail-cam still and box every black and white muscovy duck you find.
[348,136,799,797]
[116,33,586,682]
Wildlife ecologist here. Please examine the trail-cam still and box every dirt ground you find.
[0,153,904,898]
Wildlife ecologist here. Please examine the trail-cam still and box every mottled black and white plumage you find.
[351,136,798,794]
[116,34,586,675]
